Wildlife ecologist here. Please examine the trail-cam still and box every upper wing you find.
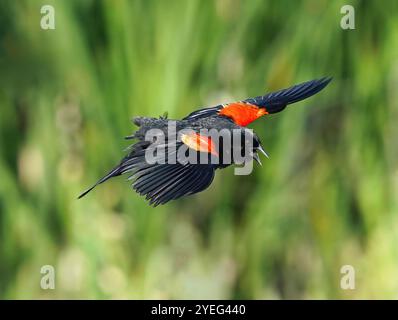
[243,77,332,113]
[183,77,332,125]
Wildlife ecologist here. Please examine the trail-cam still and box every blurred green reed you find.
[0,0,397,299]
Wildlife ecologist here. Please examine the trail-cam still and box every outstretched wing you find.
[243,77,332,114]
[184,77,332,125]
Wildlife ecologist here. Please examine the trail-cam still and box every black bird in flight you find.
[79,77,331,206]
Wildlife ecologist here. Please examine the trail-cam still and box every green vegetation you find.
[0,0,397,299]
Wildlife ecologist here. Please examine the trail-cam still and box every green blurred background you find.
[0,0,397,299]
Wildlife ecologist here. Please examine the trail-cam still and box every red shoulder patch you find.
[218,102,268,126]
[181,132,219,156]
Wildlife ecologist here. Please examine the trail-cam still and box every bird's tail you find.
[78,140,152,199]
[77,165,122,199]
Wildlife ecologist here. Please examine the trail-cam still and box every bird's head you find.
[228,129,268,166]
[248,131,269,166]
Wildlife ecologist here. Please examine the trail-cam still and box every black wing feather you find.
[149,165,200,206]
[130,163,215,206]
[183,105,222,121]
[183,77,331,120]
[150,164,215,206]
[136,164,188,197]
[244,77,332,113]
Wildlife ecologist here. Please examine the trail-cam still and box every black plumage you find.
[79,78,331,206]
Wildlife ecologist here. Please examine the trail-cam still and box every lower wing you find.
[78,135,217,206]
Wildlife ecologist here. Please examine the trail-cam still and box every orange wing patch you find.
[218,102,268,126]
[181,132,219,157]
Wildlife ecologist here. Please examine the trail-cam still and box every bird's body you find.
[79,78,331,206]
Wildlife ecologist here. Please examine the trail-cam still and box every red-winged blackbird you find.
[79,78,331,206]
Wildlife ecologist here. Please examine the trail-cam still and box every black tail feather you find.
[77,166,121,199]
